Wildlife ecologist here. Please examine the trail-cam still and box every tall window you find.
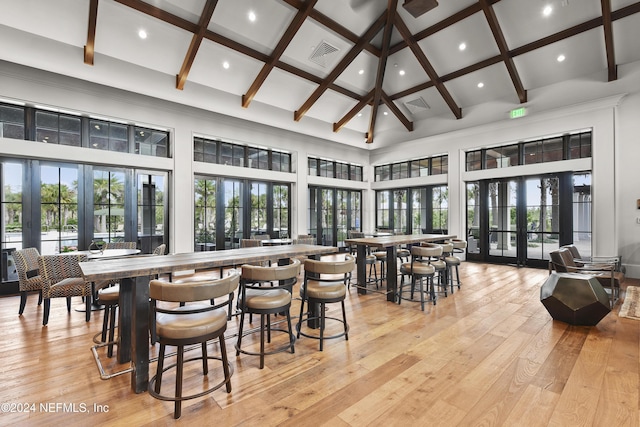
[137,173,165,252]
[392,189,408,234]
[432,185,448,233]
[194,178,216,251]
[2,163,23,286]
[93,169,126,243]
[349,191,361,231]
[250,182,268,236]
[572,173,592,257]
[40,165,79,254]
[376,191,390,230]
[224,180,243,249]
[273,184,289,238]
[466,182,481,254]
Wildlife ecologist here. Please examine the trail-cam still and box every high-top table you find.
[79,244,337,393]
[344,234,456,302]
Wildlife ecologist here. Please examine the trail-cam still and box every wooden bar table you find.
[344,234,456,302]
[79,244,337,393]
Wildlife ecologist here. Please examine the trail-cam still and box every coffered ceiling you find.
[1,0,639,148]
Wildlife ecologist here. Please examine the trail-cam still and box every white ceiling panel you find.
[96,1,194,76]
[209,0,296,56]
[444,62,515,108]
[613,14,640,65]
[494,0,603,49]
[187,39,265,95]
[513,28,607,90]
[0,0,88,47]
[418,11,499,76]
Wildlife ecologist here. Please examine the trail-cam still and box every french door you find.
[467,174,571,267]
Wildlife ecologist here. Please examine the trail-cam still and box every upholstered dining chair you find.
[148,271,239,419]
[13,247,43,315]
[38,254,91,325]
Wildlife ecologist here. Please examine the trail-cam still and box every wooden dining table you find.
[79,244,337,393]
[344,234,456,302]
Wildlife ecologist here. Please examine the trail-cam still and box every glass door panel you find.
[137,172,166,254]
[321,189,334,246]
[223,180,243,249]
[41,164,79,254]
[336,190,348,249]
[488,180,518,261]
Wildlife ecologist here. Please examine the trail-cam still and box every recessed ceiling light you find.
[357,113,362,117]
[138,29,147,39]
[358,69,364,75]
[94,125,100,130]
[477,82,484,88]
[459,42,466,51]
[557,54,566,62]
[399,70,405,76]
[383,111,388,116]
[223,61,230,69]
[543,5,553,16]
[248,10,256,22]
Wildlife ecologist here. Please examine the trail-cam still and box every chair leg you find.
[286,310,295,354]
[18,291,27,315]
[66,297,72,312]
[174,345,184,419]
[296,296,306,339]
[419,276,425,311]
[341,300,349,341]
[101,306,110,343]
[201,342,208,375]
[319,302,325,351]
[43,299,51,326]
[219,335,232,393]
[260,314,265,369]
[38,290,43,305]
[236,311,246,356]
[107,305,117,358]
[155,344,165,394]
[85,297,91,322]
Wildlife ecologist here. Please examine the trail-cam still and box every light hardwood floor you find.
[1,261,638,426]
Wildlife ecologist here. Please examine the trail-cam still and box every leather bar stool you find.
[445,239,466,292]
[297,255,355,351]
[420,242,448,297]
[372,250,387,283]
[96,284,119,357]
[148,272,239,419]
[235,258,300,369]
[398,245,436,310]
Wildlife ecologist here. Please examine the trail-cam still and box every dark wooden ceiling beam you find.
[601,0,617,81]
[294,12,387,122]
[176,0,218,90]
[388,1,640,102]
[367,0,397,144]
[479,0,526,103]
[242,0,317,108]
[394,14,461,119]
[280,0,380,56]
[334,90,374,133]
[84,0,99,65]
[382,92,412,132]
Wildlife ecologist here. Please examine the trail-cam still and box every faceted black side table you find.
[541,272,611,326]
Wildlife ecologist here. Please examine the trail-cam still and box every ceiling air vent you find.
[404,97,431,115]
[309,40,340,68]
